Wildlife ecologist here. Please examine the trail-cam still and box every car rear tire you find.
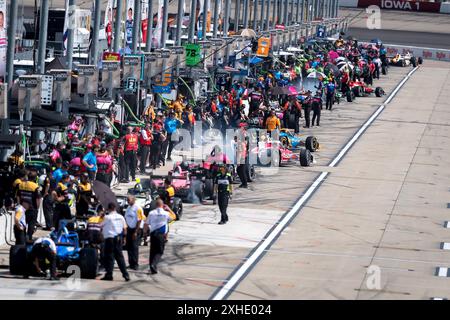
[305,136,319,152]
[353,86,363,97]
[411,57,417,68]
[382,65,388,75]
[10,245,27,275]
[204,178,214,199]
[288,113,296,129]
[300,148,312,167]
[375,87,384,97]
[418,57,423,65]
[248,165,256,180]
[79,248,98,279]
[346,90,353,102]
[173,198,183,220]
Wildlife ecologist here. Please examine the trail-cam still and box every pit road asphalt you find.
[0,62,430,300]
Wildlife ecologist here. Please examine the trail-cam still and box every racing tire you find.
[173,198,183,220]
[375,87,384,97]
[288,113,297,129]
[346,91,354,102]
[305,136,319,152]
[353,86,363,97]
[79,248,98,279]
[410,57,417,68]
[418,57,423,65]
[192,182,205,204]
[280,136,290,148]
[401,60,406,67]
[10,245,27,275]
[382,65,388,75]
[204,178,214,199]
[248,165,256,181]
[299,148,312,167]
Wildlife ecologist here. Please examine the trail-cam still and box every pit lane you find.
[0,64,415,299]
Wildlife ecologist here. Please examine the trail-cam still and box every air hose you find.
[177,76,196,103]
[121,97,145,125]
[104,117,120,139]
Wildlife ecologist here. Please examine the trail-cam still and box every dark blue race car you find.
[9,224,98,279]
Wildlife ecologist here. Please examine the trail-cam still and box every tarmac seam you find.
[210,67,420,300]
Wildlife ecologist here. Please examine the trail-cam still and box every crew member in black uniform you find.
[214,165,233,225]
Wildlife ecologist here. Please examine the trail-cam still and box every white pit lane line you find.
[210,67,420,300]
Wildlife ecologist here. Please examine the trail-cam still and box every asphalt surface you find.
[0,64,417,299]
[346,28,450,50]
[228,60,450,300]
[1,7,449,300]
[341,8,450,49]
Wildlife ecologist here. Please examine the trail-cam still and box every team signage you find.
[123,55,142,81]
[18,75,42,110]
[49,69,71,101]
[77,65,98,95]
[101,61,121,88]
[256,37,271,57]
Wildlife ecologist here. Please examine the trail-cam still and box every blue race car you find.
[279,129,320,153]
[9,223,98,279]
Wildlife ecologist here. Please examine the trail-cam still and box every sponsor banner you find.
[358,0,440,13]
[154,0,164,48]
[104,0,114,47]
[125,0,134,48]
[103,52,121,61]
[342,0,448,13]
[0,0,6,80]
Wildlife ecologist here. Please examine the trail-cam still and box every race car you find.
[279,129,320,152]
[389,53,423,67]
[346,81,385,102]
[117,178,183,219]
[9,225,98,279]
[253,140,314,167]
[250,132,315,167]
[148,169,207,204]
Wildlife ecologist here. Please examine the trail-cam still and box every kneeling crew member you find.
[214,165,233,225]
[24,237,58,280]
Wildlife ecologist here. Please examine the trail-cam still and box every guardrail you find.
[340,0,450,14]
[0,206,46,247]
[0,208,15,246]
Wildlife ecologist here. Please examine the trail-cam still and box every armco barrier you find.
[362,41,450,62]
[0,206,45,247]
[340,0,450,14]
